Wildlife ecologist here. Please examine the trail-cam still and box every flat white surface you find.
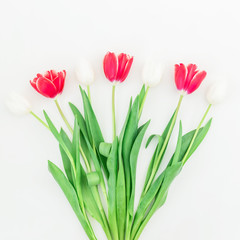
[0,0,239,239]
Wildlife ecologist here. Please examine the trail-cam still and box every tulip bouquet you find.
[7,52,225,240]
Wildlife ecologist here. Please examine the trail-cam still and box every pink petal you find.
[36,77,58,98]
[30,79,40,93]
[183,64,198,90]
[116,53,129,81]
[54,70,66,94]
[119,56,133,82]
[44,70,58,81]
[174,63,186,90]
[103,52,118,82]
[187,71,207,94]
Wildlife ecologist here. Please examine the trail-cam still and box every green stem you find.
[138,85,150,119]
[143,94,184,196]
[112,85,116,141]
[92,186,112,240]
[87,85,91,103]
[54,99,73,134]
[182,104,212,166]
[30,111,49,129]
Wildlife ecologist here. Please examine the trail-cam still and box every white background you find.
[0,0,240,239]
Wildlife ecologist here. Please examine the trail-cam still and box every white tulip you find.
[75,58,94,86]
[142,60,164,87]
[206,81,227,105]
[6,92,31,115]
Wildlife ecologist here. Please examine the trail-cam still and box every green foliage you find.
[43,86,212,240]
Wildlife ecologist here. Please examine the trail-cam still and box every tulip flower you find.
[75,58,94,101]
[103,52,133,140]
[75,58,94,86]
[30,70,66,98]
[206,81,226,105]
[142,60,164,87]
[175,63,207,94]
[6,92,31,115]
[103,52,133,83]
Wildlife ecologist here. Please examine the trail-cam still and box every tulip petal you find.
[175,63,186,90]
[103,52,118,82]
[30,77,41,93]
[116,53,129,81]
[56,70,66,93]
[187,71,207,94]
[44,70,58,81]
[119,56,133,82]
[36,77,58,98]
[184,64,198,90]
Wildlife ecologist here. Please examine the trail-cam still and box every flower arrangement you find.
[7,52,225,240]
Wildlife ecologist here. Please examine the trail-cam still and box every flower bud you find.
[142,60,164,87]
[75,58,94,86]
[206,81,226,105]
[6,92,31,115]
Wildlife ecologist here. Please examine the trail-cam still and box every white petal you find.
[6,92,31,115]
[75,58,94,86]
[206,81,227,105]
[142,60,164,87]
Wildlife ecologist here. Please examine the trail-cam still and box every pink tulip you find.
[175,63,206,94]
[30,70,66,98]
[103,52,133,83]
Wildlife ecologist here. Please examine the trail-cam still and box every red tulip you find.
[175,63,207,94]
[103,52,133,83]
[30,70,66,98]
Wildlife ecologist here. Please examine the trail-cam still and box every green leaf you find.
[138,84,146,109]
[116,154,126,240]
[145,134,162,148]
[107,137,119,240]
[131,171,165,239]
[181,119,212,163]
[48,161,95,240]
[99,142,112,158]
[87,172,100,186]
[115,98,133,240]
[59,129,74,185]
[44,111,76,176]
[132,163,182,240]
[122,96,139,204]
[128,120,150,217]
[171,121,183,165]
[142,110,176,193]
[69,102,89,140]
[79,86,108,178]
[80,168,103,225]
[84,137,107,199]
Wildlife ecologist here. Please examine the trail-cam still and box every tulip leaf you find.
[128,120,150,217]
[80,167,103,225]
[44,111,76,173]
[69,102,89,140]
[145,134,162,148]
[132,163,182,240]
[179,118,212,163]
[59,129,74,185]
[79,86,108,178]
[84,136,107,199]
[142,110,176,193]
[107,137,119,240]
[138,84,146,109]
[122,96,139,204]
[48,161,95,240]
[115,98,132,240]
[171,121,183,165]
